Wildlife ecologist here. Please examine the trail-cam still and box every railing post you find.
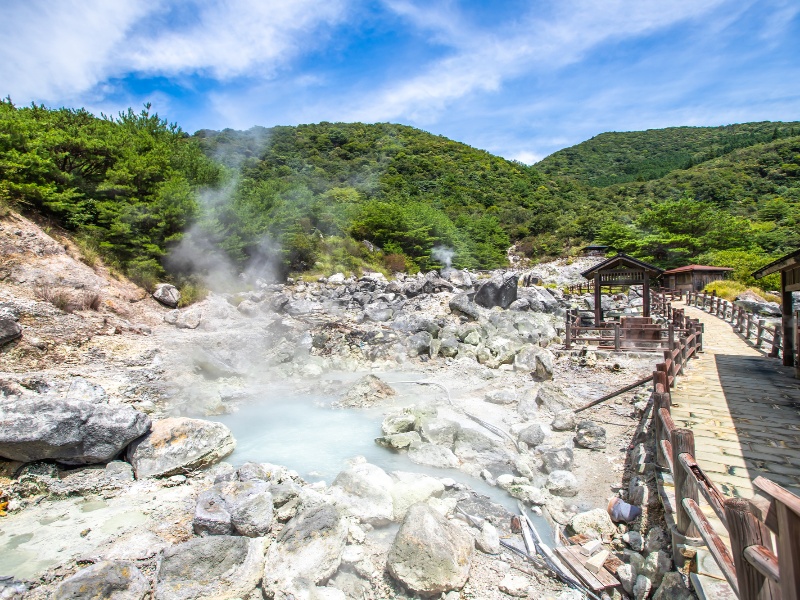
[725,498,780,600]
[746,312,754,340]
[565,318,572,350]
[673,428,699,537]
[775,495,800,600]
[679,336,688,374]
[756,319,766,349]
[770,328,782,359]
[614,323,620,351]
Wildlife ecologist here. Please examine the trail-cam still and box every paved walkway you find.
[670,301,800,498]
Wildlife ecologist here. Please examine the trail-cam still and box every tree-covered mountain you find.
[2,98,798,289]
[536,121,800,187]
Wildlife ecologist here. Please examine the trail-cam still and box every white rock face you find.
[0,397,151,465]
[263,503,348,598]
[390,471,445,521]
[330,462,394,525]
[387,503,474,597]
[155,536,266,600]
[55,561,149,600]
[127,417,235,479]
[569,508,617,538]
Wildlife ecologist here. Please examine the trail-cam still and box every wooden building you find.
[661,264,733,292]
[752,249,800,371]
[581,253,663,324]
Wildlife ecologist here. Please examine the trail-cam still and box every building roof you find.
[752,248,800,279]
[662,264,734,275]
[581,253,663,278]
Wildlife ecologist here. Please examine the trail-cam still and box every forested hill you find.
[536,121,800,187]
[2,98,799,289]
[190,122,588,271]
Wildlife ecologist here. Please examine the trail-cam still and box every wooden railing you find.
[652,333,800,599]
[567,281,595,295]
[685,290,783,358]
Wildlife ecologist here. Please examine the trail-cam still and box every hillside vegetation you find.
[2,98,798,289]
[536,121,800,187]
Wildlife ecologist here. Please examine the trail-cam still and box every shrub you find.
[75,236,100,269]
[80,290,102,310]
[384,253,407,273]
[178,281,209,307]
[34,283,76,313]
[704,280,779,303]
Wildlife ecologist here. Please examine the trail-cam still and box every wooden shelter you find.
[661,264,733,292]
[752,248,800,371]
[581,253,663,324]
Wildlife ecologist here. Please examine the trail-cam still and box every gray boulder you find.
[449,293,482,319]
[539,446,574,473]
[0,397,150,465]
[375,431,421,449]
[574,421,606,450]
[392,313,440,335]
[419,418,461,448]
[382,413,417,435]
[155,536,266,600]
[55,561,149,600]
[263,503,348,598]
[331,462,394,525]
[484,388,517,405]
[653,572,693,600]
[153,283,180,308]
[551,410,576,431]
[407,331,433,356]
[546,470,579,497]
[536,383,576,413]
[408,443,460,468]
[517,387,540,420]
[127,417,235,479]
[387,503,474,596]
[0,317,22,346]
[390,471,445,521]
[193,480,273,537]
[474,274,518,309]
[513,345,554,380]
[517,424,546,448]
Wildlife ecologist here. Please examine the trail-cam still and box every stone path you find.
[670,302,800,498]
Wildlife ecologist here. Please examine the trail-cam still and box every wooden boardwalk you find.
[670,301,800,499]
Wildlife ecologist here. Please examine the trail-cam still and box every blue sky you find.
[2,0,799,163]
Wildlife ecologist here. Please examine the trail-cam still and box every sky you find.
[1,0,799,163]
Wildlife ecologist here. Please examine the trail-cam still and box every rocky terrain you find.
[0,212,693,599]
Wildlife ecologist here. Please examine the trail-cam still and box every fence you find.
[563,291,700,355]
[685,290,784,359]
[650,307,800,599]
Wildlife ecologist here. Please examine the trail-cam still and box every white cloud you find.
[0,0,348,103]
[126,0,347,79]
[347,0,734,123]
[0,1,153,102]
[509,150,543,165]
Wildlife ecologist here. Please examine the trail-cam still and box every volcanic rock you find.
[0,396,150,465]
[126,417,235,479]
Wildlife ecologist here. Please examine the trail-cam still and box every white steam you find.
[431,245,455,271]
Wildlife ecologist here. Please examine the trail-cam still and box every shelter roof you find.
[662,264,733,275]
[581,253,663,279]
[752,248,800,279]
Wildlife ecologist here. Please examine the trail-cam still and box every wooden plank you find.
[683,498,740,597]
[743,545,780,585]
[679,452,728,529]
[554,546,605,591]
[555,545,620,589]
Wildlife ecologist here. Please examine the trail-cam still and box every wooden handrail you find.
[650,295,800,600]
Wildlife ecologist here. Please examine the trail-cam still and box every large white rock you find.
[569,508,616,538]
[330,462,394,525]
[407,443,460,469]
[390,471,445,521]
[155,536,266,600]
[0,397,150,465]
[55,561,149,600]
[127,417,235,479]
[263,503,348,598]
[387,503,474,597]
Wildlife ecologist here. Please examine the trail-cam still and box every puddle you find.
[80,498,108,512]
[4,532,33,551]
